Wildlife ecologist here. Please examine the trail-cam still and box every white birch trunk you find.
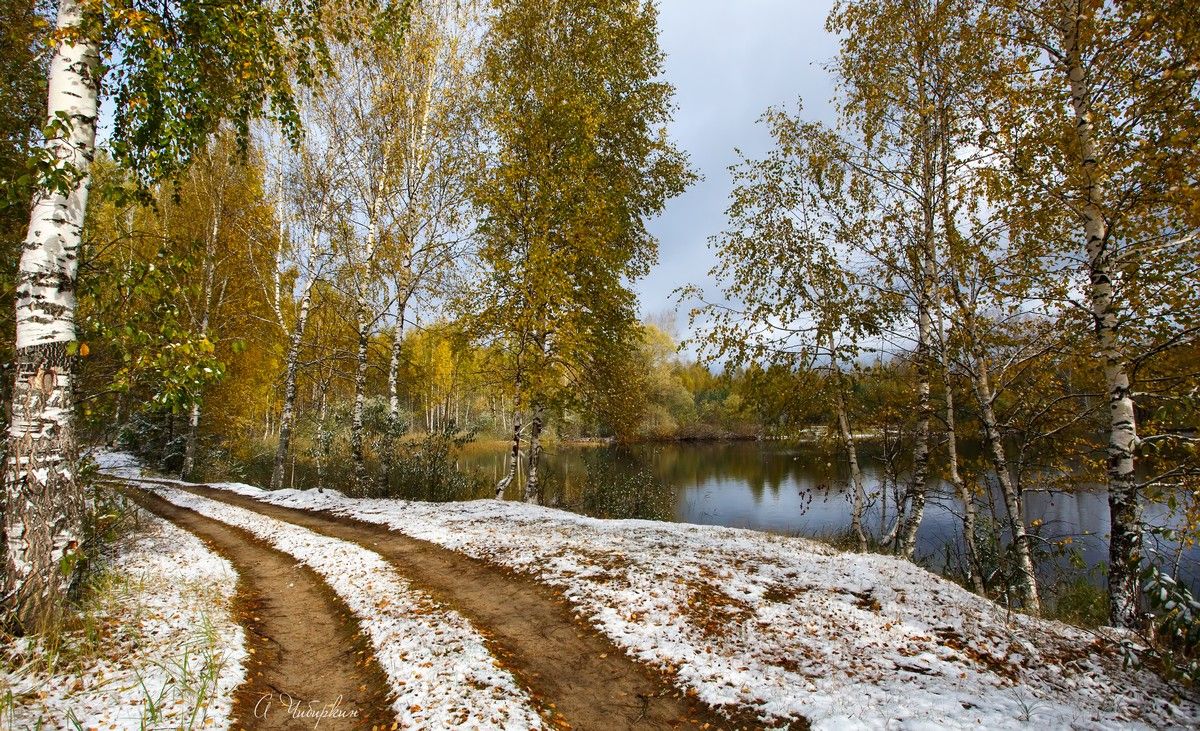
[896,79,938,559]
[495,375,522,500]
[524,402,545,504]
[388,304,405,428]
[182,401,202,478]
[897,270,935,557]
[833,371,867,552]
[971,355,1040,614]
[943,370,985,595]
[935,113,985,596]
[351,311,370,493]
[378,300,407,493]
[271,164,286,327]
[349,195,382,494]
[182,205,221,480]
[316,378,331,493]
[2,0,99,630]
[1062,18,1141,629]
[270,281,315,491]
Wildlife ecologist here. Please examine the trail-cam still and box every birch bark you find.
[943,368,984,594]
[379,298,407,493]
[1060,16,1140,628]
[524,402,545,504]
[270,280,315,491]
[316,369,333,493]
[351,309,370,492]
[892,55,936,559]
[349,195,383,494]
[970,355,1040,613]
[934,108,985,595]
[3,0,99,629]
[896,95,938,559]
[495,374,522,499]
[182,202,222,479]
[833,369,867,552]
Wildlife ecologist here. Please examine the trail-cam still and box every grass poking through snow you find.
[0,507,245,730]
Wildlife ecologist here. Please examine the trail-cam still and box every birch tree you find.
[170,138,257,479]
[470,0,692,503]
[300,13,407,491]
[3,0,329,631]
[828,0,1038,564]
[989,0,1200,626]
[256,125,339,492]
[295,0,471,494]
[921,0,1045,610]
[939,242,1053,612]
[688,111,888,552]
[1,0,101,633]
[827,0,958,558]
[375,0,484,492]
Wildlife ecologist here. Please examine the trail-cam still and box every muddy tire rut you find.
[120,487,396,730]
[172,484,774,731]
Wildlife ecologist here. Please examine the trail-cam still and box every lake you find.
[455,440,1200,592]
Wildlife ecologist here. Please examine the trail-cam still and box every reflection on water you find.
[458,440,1200,590]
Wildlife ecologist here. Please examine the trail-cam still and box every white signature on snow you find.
[253,691,360,727]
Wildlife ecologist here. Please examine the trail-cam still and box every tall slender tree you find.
[172,137,268,479]
[258,122,340,492]
[300,3,415,492]
[828,0,1037,569]
[376,0,483,492]
[689,111,888,552]
[827,0,955,558]
[988,0,1200,626]
[3,0,330,631]
[470,0,692,503]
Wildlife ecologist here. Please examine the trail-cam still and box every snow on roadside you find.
[95,451,1199,729]
[139,480,545,730]
[0,499,245,730]
[94,449,154,481]
[209,483,1198,730]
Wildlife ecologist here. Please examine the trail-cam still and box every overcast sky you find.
[640,0,839,333]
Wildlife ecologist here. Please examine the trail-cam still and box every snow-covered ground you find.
[96,451,1200,730]
[0,495,245,730]
[142,481,545,729]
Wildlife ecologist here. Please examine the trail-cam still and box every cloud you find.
[641,0,839,331]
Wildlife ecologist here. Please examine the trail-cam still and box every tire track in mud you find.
[175,482,782,731]
[120,486,396,730]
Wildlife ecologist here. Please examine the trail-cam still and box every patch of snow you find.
[91,449,146,481]
[1,502,245,729]
[142,481,544,729]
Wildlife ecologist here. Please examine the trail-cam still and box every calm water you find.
[456,440,1200,591]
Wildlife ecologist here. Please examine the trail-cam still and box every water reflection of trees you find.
[240,439,1199,589]
[456,440,914,507]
